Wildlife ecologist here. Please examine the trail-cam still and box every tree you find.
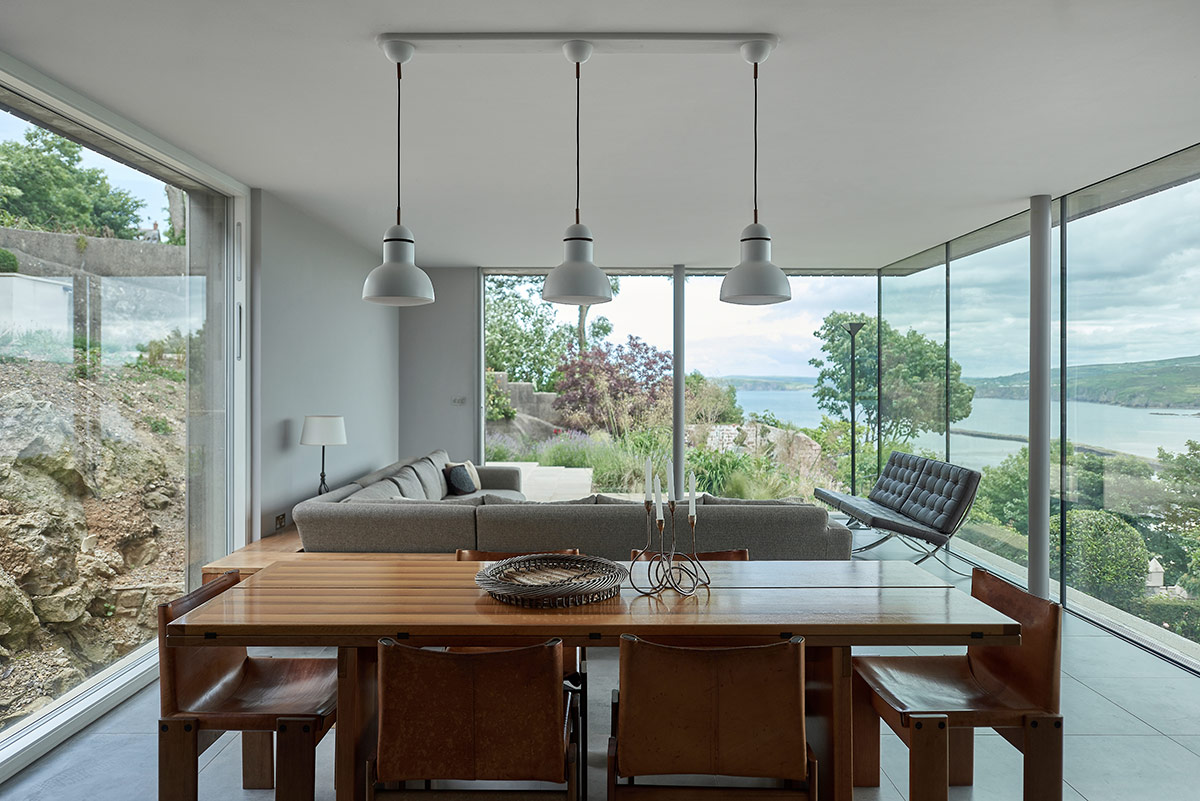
[554,335,672,436]
[1050,509,1149,607]
[684,372,743,424]
[575,276,621,350]
[484,276,575,391]
[809,311,974,443]
[0,129,143,238]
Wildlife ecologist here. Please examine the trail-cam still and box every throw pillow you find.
[443,461,482,495]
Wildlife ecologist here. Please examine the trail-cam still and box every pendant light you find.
[720,40,790,306]
[542,40,612,306]
[363,40,435,306]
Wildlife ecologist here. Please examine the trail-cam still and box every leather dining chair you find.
[454,547,588,773]
[629,548,750,561]
[852,568,1063,801]
[368,637,579,799]
[158,570,338,801]
[609,634,817,799]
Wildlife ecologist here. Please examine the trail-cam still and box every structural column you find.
[1028,195,1052,599]
[672,264,686,494]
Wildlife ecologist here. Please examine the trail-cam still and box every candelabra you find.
[630,501,709,597]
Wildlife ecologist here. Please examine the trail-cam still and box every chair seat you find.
[173,656,338,730]
[854,655,1047,728]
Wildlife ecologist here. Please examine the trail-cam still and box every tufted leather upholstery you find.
[867,452,926,512]
[815,452,981,547]
[901,458,982,536]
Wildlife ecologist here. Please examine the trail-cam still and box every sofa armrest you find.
[476,464,522,492]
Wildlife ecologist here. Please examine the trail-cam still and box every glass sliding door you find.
[0,109,230,737]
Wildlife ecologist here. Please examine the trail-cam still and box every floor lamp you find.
[301,415,346,494]
[842,322,866,495]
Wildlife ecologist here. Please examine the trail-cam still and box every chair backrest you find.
[967,568,1062,713]
[868,451,927,509]
[629,548,750,562]
[616,634,807,781]
[456,548,580,561]
[899,457,981,536]
[158,571,247,716]
[376,638,566,783]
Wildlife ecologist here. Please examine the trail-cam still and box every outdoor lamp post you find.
[843,322,866,495]
[300,415,346,494]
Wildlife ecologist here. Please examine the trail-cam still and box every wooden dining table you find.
[166,557,1020,801]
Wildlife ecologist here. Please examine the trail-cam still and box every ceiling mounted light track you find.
[362,39,436,306]
[542,40,612,306]
[720,40,791,306]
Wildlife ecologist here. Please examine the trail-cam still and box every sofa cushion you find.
[342,479,405,503]
[350,459,411,490]
[444,461,482,495]
[427,449,452,497]
[347,496,484,507]
[460,489,527,503]
[701,494,808,506]
[596,494,640,505]
[391,466,425,499]
[412,457,445,500]
[868,451,925,511]
[479,493,593,505]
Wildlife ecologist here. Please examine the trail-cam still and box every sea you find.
[735,388,1200,470]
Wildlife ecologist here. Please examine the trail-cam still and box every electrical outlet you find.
[274,514,286,530]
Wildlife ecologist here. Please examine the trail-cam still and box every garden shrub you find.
[0,248,17,272]
[1050,509,1149,607]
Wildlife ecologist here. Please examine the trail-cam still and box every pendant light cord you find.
[396,62,403,226]
[753,61,758,225]
[575,60,581,225]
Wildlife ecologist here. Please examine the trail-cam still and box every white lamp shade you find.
[362,224,435,306]
[720,223,791,305]
[542,224,613,305]
[300,415,347,446]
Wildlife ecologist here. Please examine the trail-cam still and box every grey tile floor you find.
[3,535,1200,800]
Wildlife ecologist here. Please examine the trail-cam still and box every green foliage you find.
[1050,509,1149,607]
[687,447,751,495]
[800,415,892,494]
[809,311,974,441]
[132,329,187,382]
[685,371,744,424]
[553,336,672,437]
[73,334,101,379]
[145,416,172,435]
[0,129,144,238]
[484,371,515,421]
[972,354,1200,409]
[1128,596,1200,641]
[747,410,792,430]
[484,276,574,391]
[0,247,17,272]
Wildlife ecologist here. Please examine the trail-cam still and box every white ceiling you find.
[3,1,1200,271]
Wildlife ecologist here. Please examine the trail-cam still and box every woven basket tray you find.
[475,553,628,609]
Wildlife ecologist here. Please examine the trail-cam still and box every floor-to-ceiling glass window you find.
[483,273,673,499]
[683,275,876,499]
[0,108,229,737]
[945,216,1035,569]
[1062,153,1200,651]
[881,247,951,468]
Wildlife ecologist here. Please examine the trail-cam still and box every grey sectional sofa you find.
[292,450,852,561]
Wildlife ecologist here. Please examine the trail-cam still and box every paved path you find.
[488,461,593,501]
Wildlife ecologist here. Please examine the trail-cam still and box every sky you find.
[0,109,167,229]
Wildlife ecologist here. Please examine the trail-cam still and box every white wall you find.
[395,267,482,463]
[250,190,399,538]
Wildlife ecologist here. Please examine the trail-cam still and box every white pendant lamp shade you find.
[720,223,790,305]
[363,39,435,306]
[363,224,435,306]
[542,223,612,305]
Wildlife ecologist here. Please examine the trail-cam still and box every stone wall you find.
[0,226,186,279]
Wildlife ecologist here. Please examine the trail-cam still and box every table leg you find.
[336,646,378,801]
[806,645,853,801]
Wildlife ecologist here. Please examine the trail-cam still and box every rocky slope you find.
[0,359,185,731]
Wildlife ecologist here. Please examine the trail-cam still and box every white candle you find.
[644,457,652,502]
[654,476,664,521]
[689,471,697,516]
[667,460,675,502]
